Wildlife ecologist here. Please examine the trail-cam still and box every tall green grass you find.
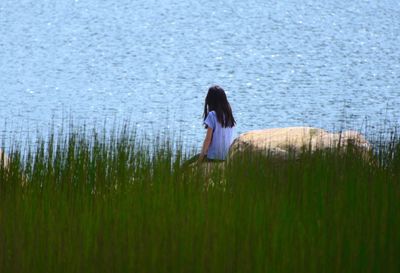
[0,126,399,273]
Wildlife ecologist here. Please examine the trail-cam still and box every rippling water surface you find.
[0,0,399,146]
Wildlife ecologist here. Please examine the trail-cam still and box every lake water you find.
[0,0,399,148]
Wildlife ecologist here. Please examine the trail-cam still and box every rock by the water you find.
[229,127,371,158]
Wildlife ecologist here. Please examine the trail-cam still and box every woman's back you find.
[204,111,235,160]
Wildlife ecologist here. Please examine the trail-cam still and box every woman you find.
[186,85,236,165]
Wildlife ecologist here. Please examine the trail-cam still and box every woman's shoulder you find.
[206,111,217,119]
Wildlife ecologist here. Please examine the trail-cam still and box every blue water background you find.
[0,0,399,148]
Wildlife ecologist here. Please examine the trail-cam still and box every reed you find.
[0,126,399,273]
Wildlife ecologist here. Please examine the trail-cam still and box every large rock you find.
[229,127,371,158]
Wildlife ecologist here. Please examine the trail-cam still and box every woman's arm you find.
[198,127,213,162]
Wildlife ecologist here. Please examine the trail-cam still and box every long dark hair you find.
[203,85,236,128]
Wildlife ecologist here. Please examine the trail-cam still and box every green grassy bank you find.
[0,128,399,273]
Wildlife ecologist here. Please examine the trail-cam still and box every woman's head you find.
[203,85,236,128]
